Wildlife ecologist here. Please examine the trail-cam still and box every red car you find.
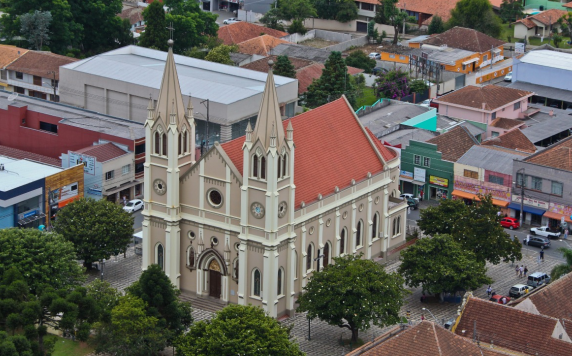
[500,217,520,230]
[490,294,511,304]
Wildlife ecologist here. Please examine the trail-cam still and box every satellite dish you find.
[7,93,19,101]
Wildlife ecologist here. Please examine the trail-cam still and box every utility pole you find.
[490,45,494,70]
[403,3,407,36]
[47,71,57,101]
[200,99,210,155]
[516,168,525,227]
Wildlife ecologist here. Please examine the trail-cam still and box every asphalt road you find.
[132,209,143,232]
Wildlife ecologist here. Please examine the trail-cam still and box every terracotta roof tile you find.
[118,7,144,26]
[0,45,28,69]
[434,85,533,111]
[241,55,314,72]
[422,27,505,53]
[237,35,290,56]
[565,2,572,8]
[488,117,524,129]
[426,126,479,162]
[396,0,461,25]
[455,297,572,356]
[366,127,398,162]
[217,22,288,46]
[221,97,392,209]
[489,0,503,8]
[482,129,536,153]
[73,142,128,162]
[295,63,363,94]
[6,51,78,80]
[524,136,572,171]
[0,145,61,166]
[515,9,568,27]
[525,273,572,320]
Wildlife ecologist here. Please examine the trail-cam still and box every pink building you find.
[434,85,534,125]
[486,117,527,140]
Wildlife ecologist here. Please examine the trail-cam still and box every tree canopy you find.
[53,198,134,269]
[344,50,377,73]
[499,0,524,23]
[312,0,358,23]
[297,254,408,343]
[139,0,169,52]
[204,44,237,64]
[399,234,492,295]
[373,69,411,99]
[558,12,572,38]
[427,15,445,35]
[280,0,317,22]
[175,304,304,356]
[273,56,297,78]
[550,248,572,281]
[305,51,356,108]
[165,0,219,54]
[447,0,502,38]
[19,10,52,50]
[260,7,286,31]
[375,0,409,44]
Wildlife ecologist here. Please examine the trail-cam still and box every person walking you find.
[524,266,528,277]
[486,285,492,297]
[525,235,530,246]
[565,229,569,240]
[519,265,524,278]
[540,248,545,262]
[515,264,520,277]
[421,314,425,321]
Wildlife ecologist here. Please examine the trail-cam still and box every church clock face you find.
[278,201,287,218]
[153,179,167,195]
[251,202,265,219]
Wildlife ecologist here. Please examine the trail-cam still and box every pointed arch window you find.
[156,243,164,270]
[178,133,182,155]
[356,220,363,247]
[162,133,167,156]
[323,242,330,267]
[252,269,261,297]
[306,243,314,271]
[183,131,188,153]
[253,155,259,178]
[282,153,287,177]
[154,132,161,154]
[277,267,284,296]
[372,212,379,240]
[340,228,346,255]
[294,250,298,279]
[260,157,266,179]
[187,246,195,267]
[277,155,282,179]
[233,258,239,280]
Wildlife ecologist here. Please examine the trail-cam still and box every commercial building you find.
[58,45,299,143]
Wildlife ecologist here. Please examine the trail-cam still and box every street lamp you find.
[100,258,106,281]
[422,307,439,324]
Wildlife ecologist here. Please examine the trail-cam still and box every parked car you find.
[406,198,419,210]
[123,199,144,213]
[489,294,511,304]
[523,235,551,248]
[400,193,419,203]
[443,319,456,329]
[223,18,240,24]
[509,284,532,298]
[420,99,431,107]
[527,272,551,287]
[369,52,381,60]
[372,66,387,75]
[500,217,520,230]
[504,72,512,82]
[530,226,561,239]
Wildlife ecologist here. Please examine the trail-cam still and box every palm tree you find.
[550,247,572,281]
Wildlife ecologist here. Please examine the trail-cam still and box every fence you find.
[324,36,368,52]
[355,98,390,117]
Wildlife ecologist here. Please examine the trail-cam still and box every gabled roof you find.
[515,9,568,27]
[489,117,524,130]
[455,297,572,356]
[118,6,144,25]
[296,63,363,94]
[482,129,536,153]
[6,51,78,80]
[217,22,288,46]
[221,97,397,209]
[434,85,533,111]
[0,45,28,69]
[237,35,290,56]
[73,142,128,162]
[518,272,572,321]
[456,145,528,175]
[426,126,479,162]
[524,136,572,171]
[0,145,61,167]
[396,0,460,25]
[348,321,512,356]
[422,27,505,53]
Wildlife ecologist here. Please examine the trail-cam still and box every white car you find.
[504,72,512,82]
[530,226,561,239]
[420,99,431,107]
[123,199,144,213]
[369,52,381,60]
[400,193,419,203]
[223,18,241,24]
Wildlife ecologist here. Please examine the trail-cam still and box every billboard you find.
[49,182,79,205]
[69,152,96,175]
[429,175,449,187]
[400,170,413,180]
[414,167,426,182]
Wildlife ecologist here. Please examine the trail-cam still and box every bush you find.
[288,19,307,34]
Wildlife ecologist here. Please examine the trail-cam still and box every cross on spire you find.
[166,22,175,40]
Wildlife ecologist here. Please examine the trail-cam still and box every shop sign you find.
[49,182,79,204]
[18,209,37,220]
[400,170,413,180]
[88,188,103,196]
[454,176,510,201]
[414,167,426,182]
[549,202,572,217]
[511,195,548,210]
[429,175,448,187]
[69,152,95,175]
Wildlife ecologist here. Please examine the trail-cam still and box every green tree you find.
[273,55,297,78]
[417,198,468,236]
[53,198,134,269]
[427,15,445,35]
[19,10,52,50]
[280,0,317,22]
[553,34,563,48]
[0,229,84,294]
[164,0,219,54]
[297,254,408,344]
[410,79,429,93]
[373,69,410,99]
[447,0,502,38]
[375,0,408,44]
[260,7,286,31]
[85,279,121,324]
[399,234,492,296]
[499,0,524,23]
[344,50,377,73]
[126,264,192,341]
[288,19,308,34]
[175,304,304,356]
[550,248,572,281]
[139,0,168,51]
[204,44,237,64]
[313,0,358,22]
[305,51,356,108]
[558,13,572,39]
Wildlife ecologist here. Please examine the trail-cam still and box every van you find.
[509,284,531,298]
[527,272,551,287]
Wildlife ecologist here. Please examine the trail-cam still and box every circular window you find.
[211,237,219,246]
[326,218,331,227]
[234,242,240,251]
[309,226,315,235]
[188,231,196,240]
[374,196,380,205]
[207,189,223,208]
[342,211,348,220]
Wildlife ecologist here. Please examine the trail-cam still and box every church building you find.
[142,40,407,318]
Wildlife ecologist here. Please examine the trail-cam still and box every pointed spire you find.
[147,95,155,121]
[251,60,285,150]
[286,121,293,141]
[186,95,194,119]
[155,39,186,125]
[269,123,276,148]
[245,121,253,142]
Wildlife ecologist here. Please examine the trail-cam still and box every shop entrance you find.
[429,187,448,200]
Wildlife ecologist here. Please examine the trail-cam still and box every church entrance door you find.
[208,259,222,299]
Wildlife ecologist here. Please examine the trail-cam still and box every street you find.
[132,209,143,232]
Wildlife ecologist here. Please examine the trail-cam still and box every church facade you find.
[142,42,407,318]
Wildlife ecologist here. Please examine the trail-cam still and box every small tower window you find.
[340,227,346,255]
[154,132,160,154]
[260,157,266,179]
[277,156,281,179]
[183,131,188,153]
[178,133,182,155]
[162,133,167,156]
[282,154,287,178]
[253,155,259,178]
[253,269,261,297]
[157,243,164,270]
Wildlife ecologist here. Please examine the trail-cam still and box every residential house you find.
[118,6,145,33]
[237,35,290,56]
[396,0,461,27]
[420,27,506,68]
[482,128,537,153]
[512,136,572,228]
[513,9,568,39]
[6,51,78,102]
[217,22,288,46]
[355,0,378,22]
[487,117,526,139]
[434,85,534,126]
[453,145,529,214]
[0,45,28,90]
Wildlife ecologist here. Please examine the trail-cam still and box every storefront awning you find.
[401,178,425,186]
[543,211,572,224]
[508,202,546,216]
[452,190,509,207]
[462,58,479,65]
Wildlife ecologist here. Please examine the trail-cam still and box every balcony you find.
[7,79,57,95]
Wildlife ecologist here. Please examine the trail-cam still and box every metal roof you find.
[519,50,572,72]
[381,128,438,148]
[0,156,61,192]
[520,112,572,144]
[61,45,296,105]
[507,81,572,103]
[456,145,528,175]
[270,43,331,63]
[359,100,433,137]
[409,47,476,66]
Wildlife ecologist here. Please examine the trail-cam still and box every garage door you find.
[356,21,368,33]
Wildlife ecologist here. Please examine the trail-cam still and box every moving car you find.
[223,18,241,24]
[489,294,511,304]
[500,217,520,230]
[123,199,144,213]
[523,235,551,248]
[400,193,419,203]
[407,198,419,210]
[508,284,532,298]
[369,52,381,60]
[530,226,561,239]
[527,272,551,287]
[504,72,512,82]
[372,67,387,75]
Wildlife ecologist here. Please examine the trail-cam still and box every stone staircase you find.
[179,293,227,313]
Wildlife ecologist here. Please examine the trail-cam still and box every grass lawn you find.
[49,335,94,356]
[500,23,516,43]
[528,36,572,49]
[355,87,378,109]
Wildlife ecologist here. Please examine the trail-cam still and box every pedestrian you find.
[540,249,545,262]
[122,196,127,206]
[421,314,425,321]
[515,264,520,277]
[524,266,528,277]
[486,285,492,297]
[501,297,507,304]
[519,265,524,278]
[565,229,569,240]
[525,235,530,245]
[497,211,501,217]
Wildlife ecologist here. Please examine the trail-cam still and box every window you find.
[277,156,281,178]
[252,269,261,297]
[253,155,259,177]
[392,216,401,236]
[122,164,130,175]
[233,258,239,280]
[14,86,25,94]
[340,228,346,255]
[491,131,499,138]
[488,175,504,185]
[135,162,144,174]
[282,154,287,177]
[464,170,478,179]
[277,268,284,296]
[187,246,195,267]
[183,131,188,153]
[260,157,266,179]
[0,70,6,80]
[294,250,298,278]
[135,144,145,154]
[361,2,374,10]
[33,75,42,86]
[178,133,182,155]
[372,213,379,239]
[15,71,23,80]
[552,181,563,196]
[414,155,421,165]
[462,64,466,71]
[39,121,58,134]
[207,189,223,208]
[323,242,330,267]
[531,176,542,191]
[154,132,160,154]
[423,157,431,167]
[105,170,114,180]
[161,133,167,156]
[157,244,164,270]
[356,220,363,247]
[306,244,313,271]
[491,112,496,120]
[514,102,521,110]
[516,173,526,187]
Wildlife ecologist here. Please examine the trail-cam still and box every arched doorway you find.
[208,259,222,298]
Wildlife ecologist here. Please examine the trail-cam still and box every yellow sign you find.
[430,176,448,187]
[0,82,8,87]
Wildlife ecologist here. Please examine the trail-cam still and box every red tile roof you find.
[565,2,572,8]
[0,145,61,166]
[0,45,28,68]
[221,97,396,209]
[524,135,572,171]
[237,35,290,56]
[6,51,78,80]
[523,272,572,321]
[296,63,364,94]
[426,126,479,162]
[488,117,524,130]
[434,85,533,111]
[73,142,128,162]
[515,9,568,27]
[422,27,505,53]
[218,22,288,46]
[482,129,536,153]
[396,0,461,25]
[118,6,144,25]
